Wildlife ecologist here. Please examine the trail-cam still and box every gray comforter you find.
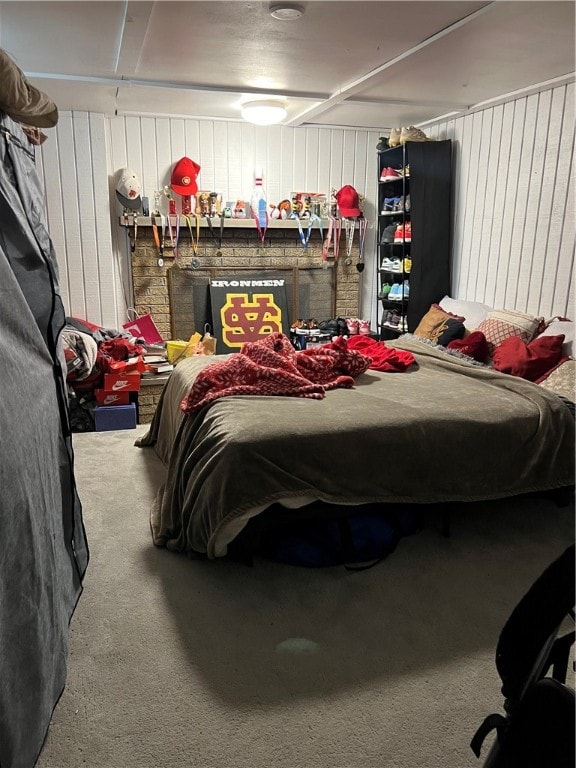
[138,337,575,559]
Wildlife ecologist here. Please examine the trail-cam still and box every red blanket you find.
[345,334,415,372]
[181,333,372,414]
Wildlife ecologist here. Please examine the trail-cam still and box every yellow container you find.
[166,334,202,363]
[166,340,187,363]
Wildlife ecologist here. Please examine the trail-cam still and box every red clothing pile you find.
[181,332,372,414]
[345,334,415,371]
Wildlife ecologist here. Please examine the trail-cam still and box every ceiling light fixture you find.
[240,99,288,125]
[269,3,304,21]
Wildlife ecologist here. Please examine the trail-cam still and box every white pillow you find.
[438,296,493,330]
[537,318,574,358]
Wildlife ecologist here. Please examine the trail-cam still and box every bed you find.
[137,319,575,560]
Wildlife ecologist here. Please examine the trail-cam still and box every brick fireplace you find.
[130,223,361,421]
[131,224,361,337]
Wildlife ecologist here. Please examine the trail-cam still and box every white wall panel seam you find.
[518,91,551,315]
[550,109,575,315]
[529,88,567,315]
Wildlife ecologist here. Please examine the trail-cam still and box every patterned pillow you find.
[536,358,575,402]
[476,309,544,357]
[414,305,466,346]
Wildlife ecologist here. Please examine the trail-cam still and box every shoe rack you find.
[376,139,452,339]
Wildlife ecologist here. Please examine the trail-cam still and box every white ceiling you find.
[1,1,574,129]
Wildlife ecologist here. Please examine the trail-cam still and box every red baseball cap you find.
[170,157,201,196]
[335,185,361,218]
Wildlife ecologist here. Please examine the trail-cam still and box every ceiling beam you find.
[23,71,329,102]
[344,96,469,111]
[115,1,154,75]
[20,75,469,112]
[285,1,496,127]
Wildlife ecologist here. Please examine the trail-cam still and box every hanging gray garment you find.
[0,114,88,768]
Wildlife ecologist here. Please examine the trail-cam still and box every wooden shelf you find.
[119,216,335,229]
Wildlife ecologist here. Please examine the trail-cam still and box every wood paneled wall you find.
[38,82,574,330]
[428,83,574,320]
[36,112,123,328]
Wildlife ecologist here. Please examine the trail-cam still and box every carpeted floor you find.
[36,425,574,768]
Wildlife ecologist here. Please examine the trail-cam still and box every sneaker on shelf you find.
[395,165,410,178]
[380,167,402,183]
[380,224,397,243]
[399,317,408,333]
[346,318,360,335]
[386,311,402,329]
[403,256,412,274]
[378,282,391,299]
[381,196,402,215]
[388,128,401,148]
[397,195,410,212]
[359,320,371,335]
[381,196,396,214]
[394,223,412,243]
[381,256,393,270]
[376,136,389,152]
[388,283,399,301]
[399,126,431,144]
[402,279,410,300]
[390,257,403,272]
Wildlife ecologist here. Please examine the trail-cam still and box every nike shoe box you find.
[94,389,130,406]
[102,373,141,392]
[94,403,137,432]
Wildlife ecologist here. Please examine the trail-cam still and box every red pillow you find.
[492,334,565,381]
[447,331,489,362]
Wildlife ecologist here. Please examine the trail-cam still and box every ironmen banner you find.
[209,275,290,352]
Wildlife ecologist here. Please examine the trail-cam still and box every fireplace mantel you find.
[120,216,362,230]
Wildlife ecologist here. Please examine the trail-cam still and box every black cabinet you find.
[377,140,452,339]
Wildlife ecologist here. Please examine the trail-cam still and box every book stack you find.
[141,351,174,378]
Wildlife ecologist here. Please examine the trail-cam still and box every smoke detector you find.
[269,4,304,20]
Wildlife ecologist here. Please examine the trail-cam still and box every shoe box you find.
[102,373,141,392]
[94,373,141,430]
[94,402,137,432]
[94,389,130,406]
